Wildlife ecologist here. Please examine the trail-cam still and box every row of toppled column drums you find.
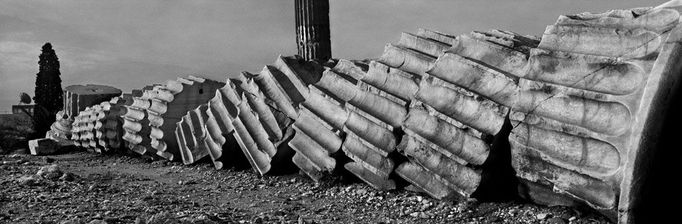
[68,6,681,223]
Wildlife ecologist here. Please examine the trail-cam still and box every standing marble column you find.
[295,0,331,61]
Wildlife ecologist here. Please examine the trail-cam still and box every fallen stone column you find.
[173,56,317,174]
[176,105,212,165]
[88,99,125,152]
[390,28,526,200]
[219,81,272,172]
[291,86,348,181]
[72,108,98,152]
[238,73,283,141]
[201,89,239,169]
[254,66,299,118]
[312,61,402,190]
[167,79,246,169]
[121,100,152,156]
[122,76,224,160]
[236,94,277,158]
[506,6,681,223]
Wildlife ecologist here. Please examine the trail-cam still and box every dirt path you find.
[0,151,609,223]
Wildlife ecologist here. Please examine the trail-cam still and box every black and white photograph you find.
[1,0,681,223]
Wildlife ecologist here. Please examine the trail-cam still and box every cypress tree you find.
[33,42,63,136]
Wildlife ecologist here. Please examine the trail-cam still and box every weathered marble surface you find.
[399,6,681,223]
[514,8,680,223]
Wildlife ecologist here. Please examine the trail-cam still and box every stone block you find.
[28,138,61,155]
[63,84,121,118]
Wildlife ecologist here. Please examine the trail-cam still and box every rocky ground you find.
[0,150,611,224]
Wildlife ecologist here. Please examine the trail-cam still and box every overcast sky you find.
[0,0,668,111]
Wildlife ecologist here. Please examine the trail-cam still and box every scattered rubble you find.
[0,152,611,223]
[43,157,55,163]
[15,175,43,186]
[36,164,63,180]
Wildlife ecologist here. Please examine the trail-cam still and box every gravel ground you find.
[0,151,611,223]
